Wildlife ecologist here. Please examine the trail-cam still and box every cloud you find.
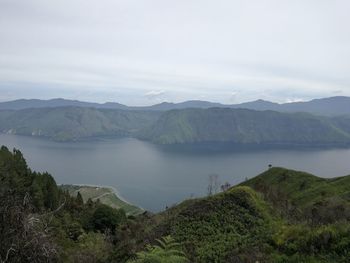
[332,89,343,95]
[0,0,349,104]
[284,98,306,103]
[229,92,239,103]
[145,90,166,100]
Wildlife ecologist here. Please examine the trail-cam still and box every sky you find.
[0,0,349,105]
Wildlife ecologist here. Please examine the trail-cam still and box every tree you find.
[220,182,231,192]
[76,192,84,206]
[43,173,59,210]
[30,172,59,211]
[91,204,126,233]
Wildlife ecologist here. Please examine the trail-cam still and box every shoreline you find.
[60,183,145,212]
[3,133,350,152]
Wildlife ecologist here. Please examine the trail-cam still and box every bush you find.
[91,204,126,233]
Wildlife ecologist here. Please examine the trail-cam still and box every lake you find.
[1,134,350,212]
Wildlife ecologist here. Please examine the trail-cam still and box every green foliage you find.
[242,167,350,223]
[146,187,275,262]
[270,223,350,262]
[76,191,84,206]
[0,146,125,262]
[0,146,32,195]
[91,204,126,233]
[65,232,112,263]
[2,146,350,263]
[3,106,350,145]
[138,169,350,262]
[31,172,59,210]
[128,236,189,263]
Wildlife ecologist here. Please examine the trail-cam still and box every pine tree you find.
[76,191,84,206]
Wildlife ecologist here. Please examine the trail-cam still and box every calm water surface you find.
[1,134,350,211]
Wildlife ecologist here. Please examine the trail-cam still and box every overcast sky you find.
[0,0,349,105]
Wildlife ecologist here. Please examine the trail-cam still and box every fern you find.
[129,235,189,263]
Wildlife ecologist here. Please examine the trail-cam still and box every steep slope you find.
[140,108,350,145]
[2,106,350,145]
[0,107,160,141]
[241,167,350,223]
[133,168,350,263]
[146,186,275,262]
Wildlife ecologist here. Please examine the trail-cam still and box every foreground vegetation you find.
[1,146,349,262]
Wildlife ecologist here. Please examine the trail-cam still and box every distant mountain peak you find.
[1,96,350,116]
[252,99,277,104]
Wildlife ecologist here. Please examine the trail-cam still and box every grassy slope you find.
[241,168,350,222]
[138,168,350,263]
[60,185,143,216]
[147,186,275,262]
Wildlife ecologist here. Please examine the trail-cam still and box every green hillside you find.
[136,168,350,262]
[0,107,160,141]
[144,186,275,262]
[140,108,350,145]
[2,107,350,146]
[241,167,350,223]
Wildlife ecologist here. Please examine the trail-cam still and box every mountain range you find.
[1,96,350,116]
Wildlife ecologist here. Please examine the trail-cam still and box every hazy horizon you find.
[1,94,349,107]
[0,96,350,107]
[1,1,349,105]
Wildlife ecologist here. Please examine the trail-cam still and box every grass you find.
[135,167,350,262]
[147,186,276,262]
[241,167,350,206]
[60,184,143,216]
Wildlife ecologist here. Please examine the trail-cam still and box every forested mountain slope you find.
[0,107,160,141]
[2,106,350,145]
[140,108,350,145]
